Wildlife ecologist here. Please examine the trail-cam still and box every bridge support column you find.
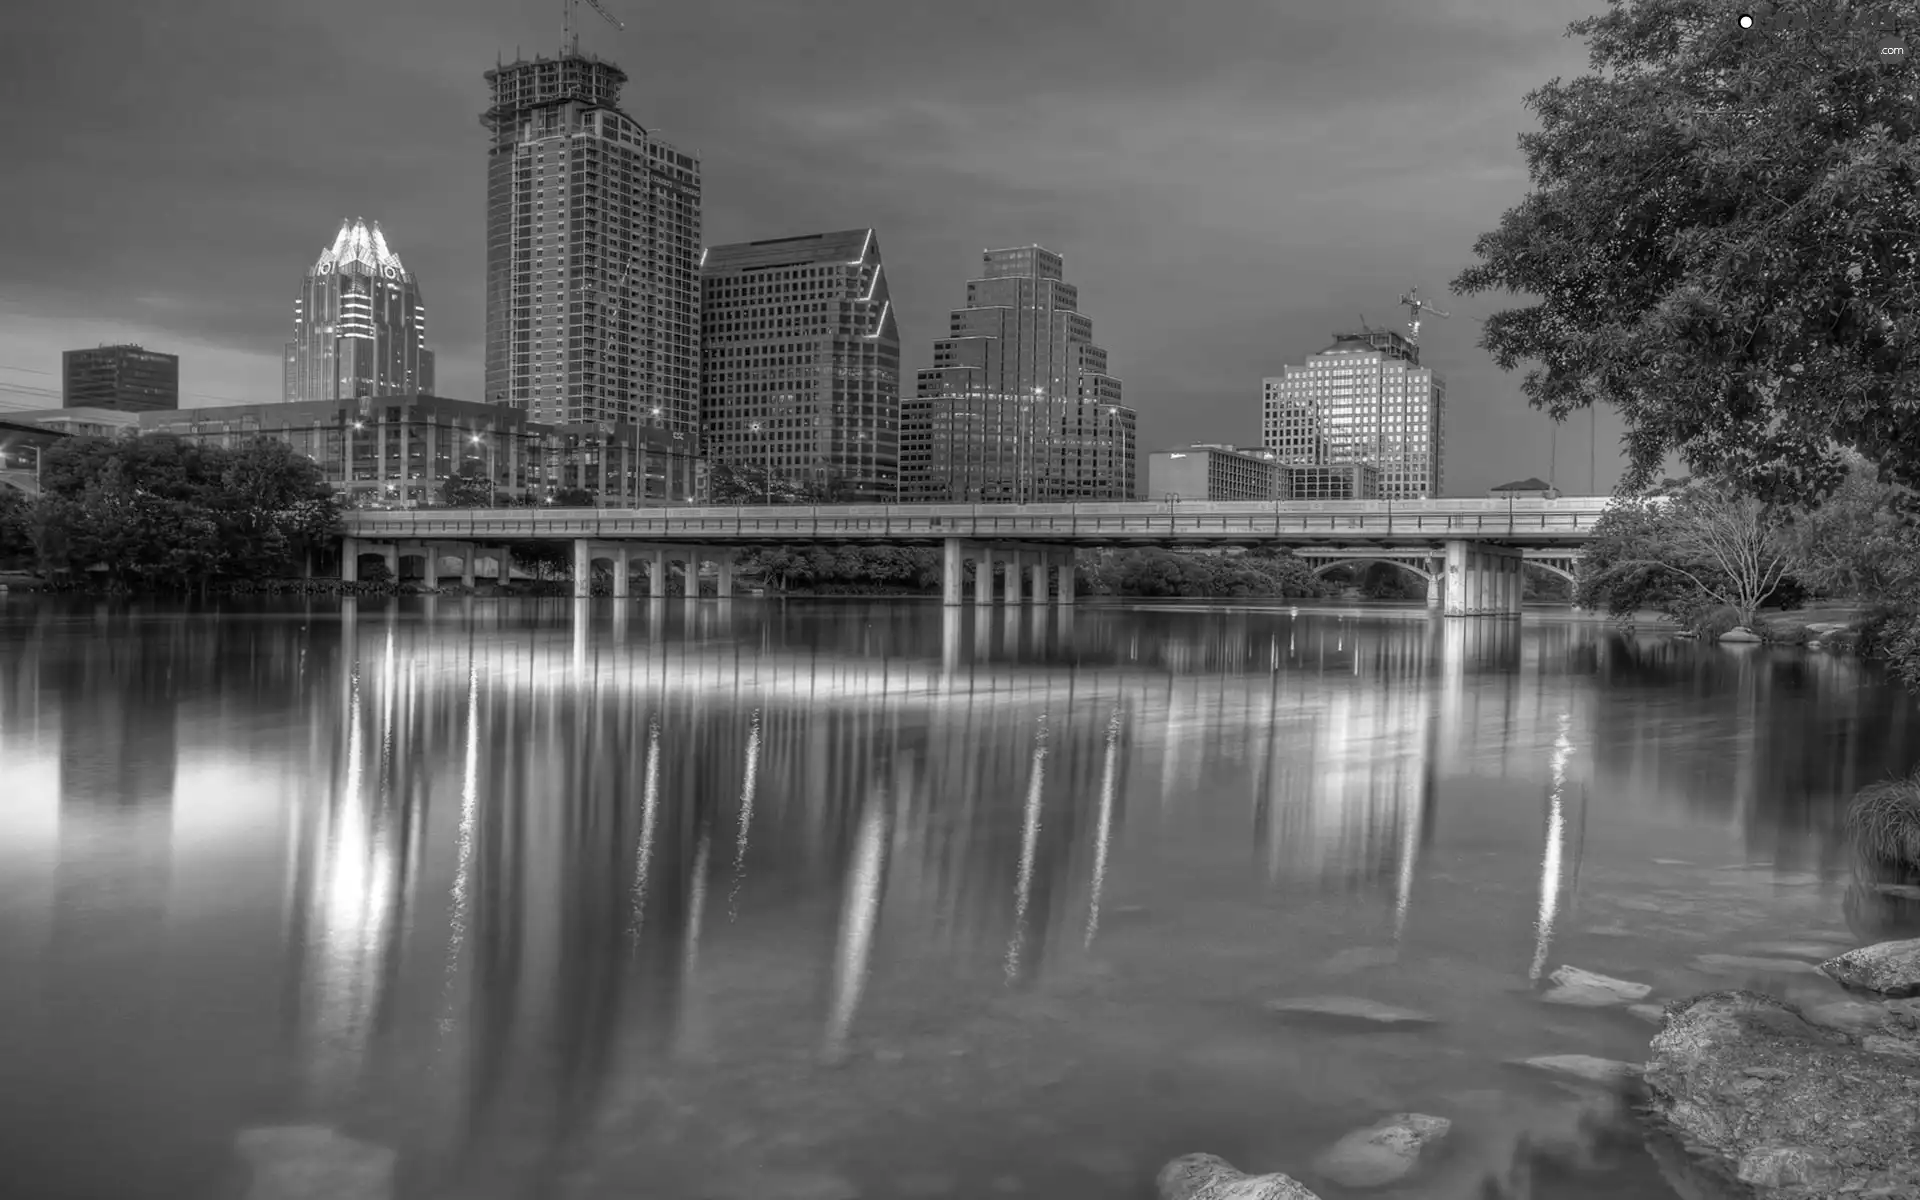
[460,543,476,589]
[1028,555,1047,603]
[942,537,965,607]
[649,548,668,599]
[1443,540,1523,618]
[1004,550,1024,606]
[381,543,398,580]
[341,537,359,583]
[572,538,592,599]
[497,546,512,585]
[1057,552,1075,606]
[716,550,735,599]
[612,545,631,599]
[1426,570,1442,609]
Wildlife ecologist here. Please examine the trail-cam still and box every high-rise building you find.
[61,344,178,412]
[481,51,702,444]
[1261,329,1446,499]
[283,219,435,404]
[699,230,900,501]
[903,245,1136,502]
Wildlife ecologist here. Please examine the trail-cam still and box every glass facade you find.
[482,54,702,441]
[1261,330,1446,500]
[61,345,178,412]
[903,245,1137,502]
[699,230,900,501]
[283,219,434,404]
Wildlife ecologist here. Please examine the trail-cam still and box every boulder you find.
[1156,1154,1320,1200]
[1261,996,1437,1029]
[1311,1113,1450,1188]
[1642,991,1920,1198]
[1539,965,1652,1007]
[1719,627,1763,643]
[1820,938,1920,997]
[234,1125,395,1200]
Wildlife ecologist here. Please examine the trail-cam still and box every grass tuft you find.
[1846,768,1920,871]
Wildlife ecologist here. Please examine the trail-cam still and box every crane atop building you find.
[1398,287,1450,362]
[564,0,625,55]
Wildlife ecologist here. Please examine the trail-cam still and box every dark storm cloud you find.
[0,0,1625,492]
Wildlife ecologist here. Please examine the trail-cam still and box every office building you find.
[283,218,435,404]
[5,406,143,439]
[139,394,703,507]
[1261,328,1446,499]
[903,244,1136,502]
[1146,443,1379,501]
[61,344,178,412]
[700,229,900,500]
[481,51,702,439]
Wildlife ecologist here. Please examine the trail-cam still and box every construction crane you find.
[564,0,624,55]
[1398,287,1450,361]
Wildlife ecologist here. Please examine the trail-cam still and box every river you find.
[1,597,1916,1200]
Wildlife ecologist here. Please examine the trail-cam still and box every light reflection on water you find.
[0,597,1915,1200]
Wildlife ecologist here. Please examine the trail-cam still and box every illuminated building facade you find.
[903,244,1136,502]
[1261,329,1446,499]
[62,344,178,412]
[283,220,434,404]
[481,52,702,439]
[700,229,900,500]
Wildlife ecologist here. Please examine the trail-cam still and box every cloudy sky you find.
[0,0,1634,496]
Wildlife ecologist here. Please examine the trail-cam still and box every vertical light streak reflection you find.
[1005,714,1049,984]
[1084,707,1123,948]
[627,717,662,947]
[1392,758,1422,943]
[1529,713,1575,982]
[728,710,761,921]
[439,663,480,1040]
[823,786,888,1061]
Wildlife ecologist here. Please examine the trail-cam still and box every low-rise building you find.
[1490,476,1558,499]
[1147,442,1379,500]
[5,406,144,439]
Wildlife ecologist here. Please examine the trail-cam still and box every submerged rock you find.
[1741,939,1855,960]
[1262,996,1437,1029]
[1311,1113,1451,1188]
[1506,1054,1642,1085]
[1691,953,1824,977]
[1643,990,1920,1199]
[1156,1154,1320,1200]
[1627,1002,1667,1025]
[1820,938,1920,996]
[1539,965,1652,1007]
[1801,997,1898,1036]
[1319,946,1399,975]
[234,1125,395,1200]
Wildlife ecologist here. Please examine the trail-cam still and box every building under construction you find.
[1260,326,1447,500]
[480,49,702,446]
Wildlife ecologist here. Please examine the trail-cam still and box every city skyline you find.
[0,0,1630,497]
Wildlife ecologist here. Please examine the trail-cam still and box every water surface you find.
[1,597,1915,1199]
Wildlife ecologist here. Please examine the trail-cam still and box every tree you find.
[1577,480,1794,628]
[551,486,595,507]
[1785,453,1920,604]
[1452,0,1920,507]
[0,487,33,567]
[440,462,493,508]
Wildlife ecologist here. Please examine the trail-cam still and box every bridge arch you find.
[1523,560,1579,587]
[1306,557,1435,583]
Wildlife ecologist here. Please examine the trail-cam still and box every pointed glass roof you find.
[313,218,408,276]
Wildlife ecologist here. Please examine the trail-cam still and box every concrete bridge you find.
[337,496,1608,618]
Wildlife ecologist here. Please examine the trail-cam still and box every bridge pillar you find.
[460,543,476,589]
[1057,552,1076,606]
[381,543,398,580]
[341,536,360,583]
[1426,570,1442,609]
[649,548,668,599]
[1004,550,1025,606]
[497,546,512,586]
[1028,555,1047,603]
[942,537,965,607]
[572,538,591,599]
[716,550,735,599]
[1443,540,1523,618]
[612,545,631,599]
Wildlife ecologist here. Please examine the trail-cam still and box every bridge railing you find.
[337,497,1610,542]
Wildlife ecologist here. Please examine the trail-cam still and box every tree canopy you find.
[1577,479,1797,626]
[1453,0,1920,506]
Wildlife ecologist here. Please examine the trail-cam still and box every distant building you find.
[6,406,144,439]
[1490,476,1558,499]
[903,244,1136,502]
[138,394,703,507]
[700,230,901,501]
[482,51,702,437]
[1284,462,1378,500]
[61,345,178,412]
[1148,443,1277,500]
[1261,328,1446,499]
[283,218,435,404]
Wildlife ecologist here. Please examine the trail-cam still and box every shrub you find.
[359,559,393,585]
[1846,768,1920,873]
[1692,604,1743,641]
[1883,614,1920,691]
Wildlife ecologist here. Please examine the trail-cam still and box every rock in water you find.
[1820,938,1920,997]
[1719,627,1762,643]
[1690,953,1822,977]
[1539,965,1652,1007]
[234,1125,395,1200]
[1156,1154,1321,1200]
[1507,1054,1642,1084]
[1262,996,1437,1029]
[1311,1113,1451,1188]
[1643,990,1920,1198]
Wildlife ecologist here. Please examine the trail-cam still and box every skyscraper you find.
[481,52,702,440]
[699,230,900,501]
[903,245,1135,502]
[61,345,178,412]
[1261,328,1446,500]
[282,219,434,404]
